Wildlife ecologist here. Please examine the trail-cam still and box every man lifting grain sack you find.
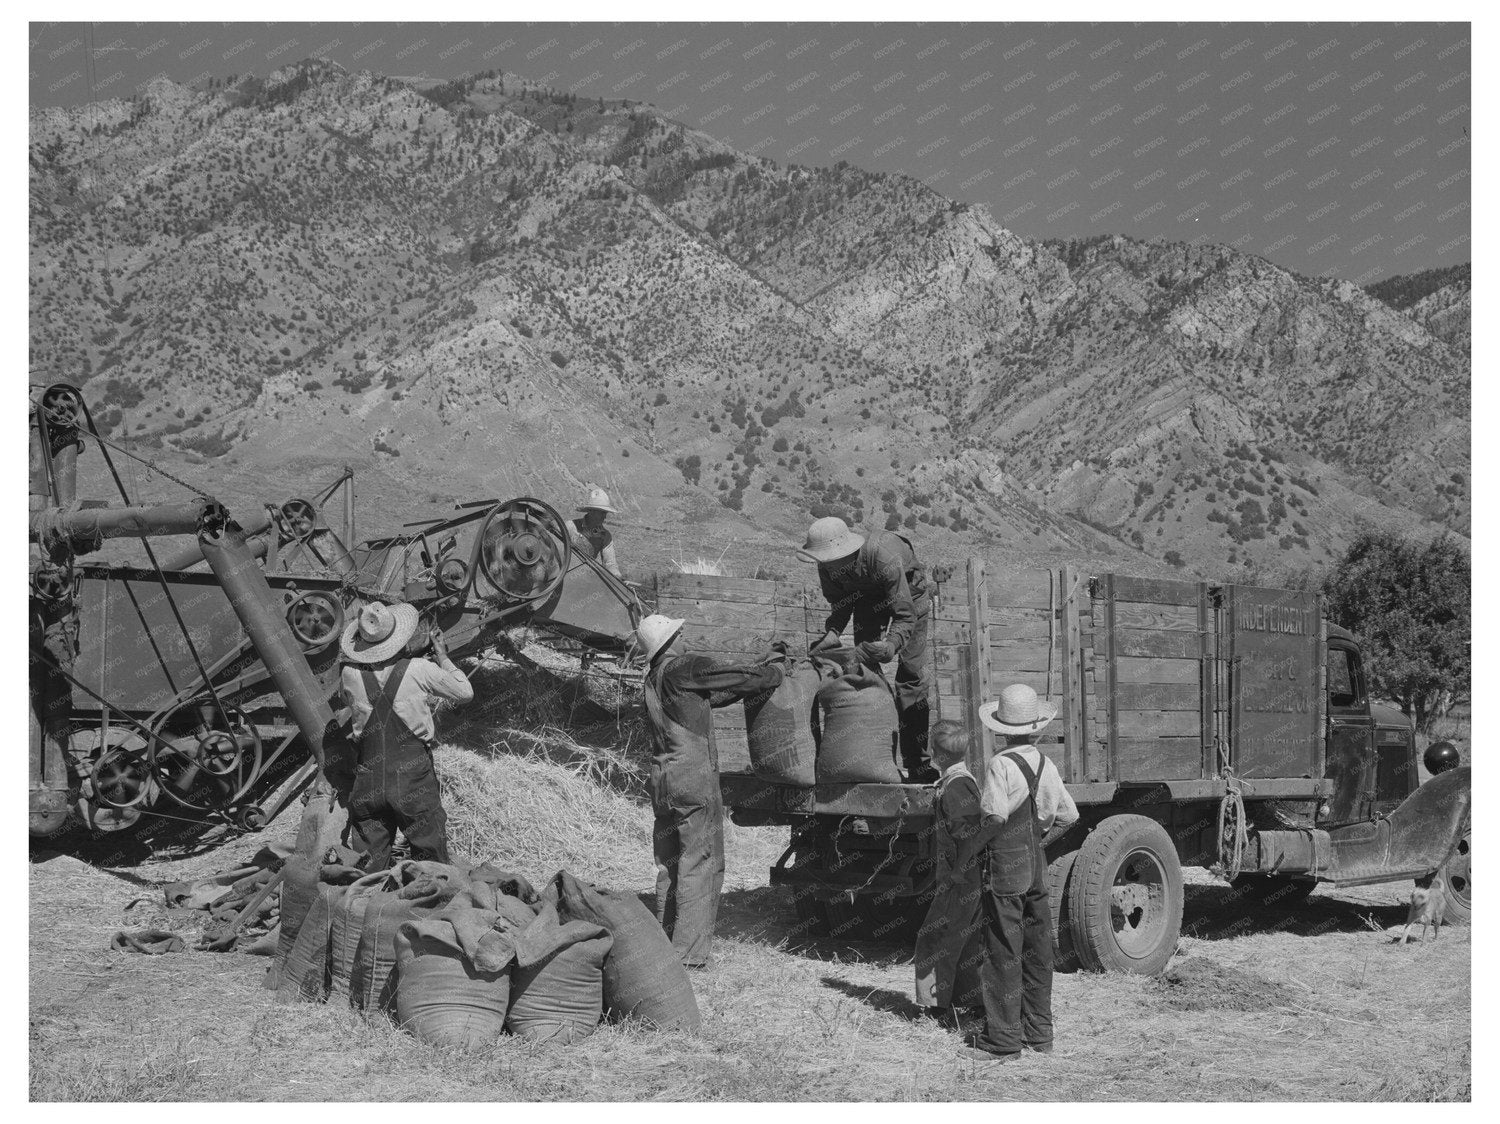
[634,613,785,968]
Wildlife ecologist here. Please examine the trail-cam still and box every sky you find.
[28,20,1471,283]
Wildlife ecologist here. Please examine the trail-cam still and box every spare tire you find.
[1439,828,1471,925]
[1066,814,1183,975]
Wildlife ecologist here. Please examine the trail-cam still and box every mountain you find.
[1367,263,1471,354]
[30,61,1470,580]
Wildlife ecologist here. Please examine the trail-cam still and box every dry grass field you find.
[29,660,1471,1102]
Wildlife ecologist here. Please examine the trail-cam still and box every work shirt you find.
[980,744,1079,832]
[570,517,622,577]
[935,761,987,878]
[340,656,473,743]
[644,652,785,814]
[818,531,922,652]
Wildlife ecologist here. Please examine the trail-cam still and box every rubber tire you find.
[1046,851,1081,973]
[1439,829,1471,926]
[1066,814,1184,975]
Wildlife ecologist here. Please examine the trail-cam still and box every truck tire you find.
[1046,851,1081,973]
[1066,814,1184,975]
[1439,829,1471,926]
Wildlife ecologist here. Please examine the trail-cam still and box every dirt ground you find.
[29,812,1470,1102]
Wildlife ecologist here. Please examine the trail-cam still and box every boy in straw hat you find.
[961,683,1079,1062]
[632,612,786,967]
[339,602,473,871]
[570,486,623,578]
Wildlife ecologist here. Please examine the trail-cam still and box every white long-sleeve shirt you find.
[980,745,1080,832]
[340,656,473,743]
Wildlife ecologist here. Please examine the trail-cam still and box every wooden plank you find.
[967,558,992,773]
[657,597,793,630]
[1110,574,1202,606]
[1111,602,1202,632]
[977,568,1055,609]
[1115,657,1200,685]
[1113,737,1204,780]
[1198,583,1214,781]
[1112,682,1201,711]
[1104,574,1118,781]
[1115,710,1202,738]
[1113,629,1201,659]
[655,573,805,607]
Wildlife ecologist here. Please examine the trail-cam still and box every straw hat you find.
[579,486,617,514]
[796,516,865,564]
[633,613,685,663]
[979,683,1058,735]
[340,601,420,664]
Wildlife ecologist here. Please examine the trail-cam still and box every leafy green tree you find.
[1322,532,1469,732]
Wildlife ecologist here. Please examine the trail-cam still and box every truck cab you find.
[1323,624,1419,826]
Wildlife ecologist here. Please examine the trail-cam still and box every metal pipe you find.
[159,506,274,570]
[343,466,355,552]
[29,501,210,549]
[199,519,331,773]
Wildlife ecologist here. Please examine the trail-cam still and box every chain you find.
[83,427,216,500]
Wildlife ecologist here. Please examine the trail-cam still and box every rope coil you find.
[1218,769,1249,881]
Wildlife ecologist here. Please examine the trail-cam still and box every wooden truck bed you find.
[647,559,1327,803]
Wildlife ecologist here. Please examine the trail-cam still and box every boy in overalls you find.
[914,720,989,1017]
[962,684,1079,1062]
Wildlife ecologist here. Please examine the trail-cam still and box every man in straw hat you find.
[339,601,473,871]
[570,486,623,578]
[633,613,786,967]
[961,683,1079,1062]
[797,516,936,782]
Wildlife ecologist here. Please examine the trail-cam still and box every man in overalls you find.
[797,516,936,782]
[634,613,785,967]
[339,602,473,871]
[963,684,1079,1061]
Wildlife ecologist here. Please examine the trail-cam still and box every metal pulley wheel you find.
[148,698,264,813]
[90,745,156,809]
[435,556,470,594]
[279,498,318,539]
[31,566,74,604]
[476,496,572,603]
[40,383,84,430]
[285,590,344,650]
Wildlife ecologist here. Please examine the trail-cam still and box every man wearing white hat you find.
[570,486,623,578]
[962,684,1080,1062]
[339,601,473,871]
[633,613,786,967]
[797,516,936,782]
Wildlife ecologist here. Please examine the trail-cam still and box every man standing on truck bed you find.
[798,516,936,782]
[963,684,1079,1063]
[634,613,786,967]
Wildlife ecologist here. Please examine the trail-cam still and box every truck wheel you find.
[1440,829,1471,925]
[1046,851,1081,972]
[1066,814,1184,975]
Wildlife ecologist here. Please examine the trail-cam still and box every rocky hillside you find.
[30,62,1470,579]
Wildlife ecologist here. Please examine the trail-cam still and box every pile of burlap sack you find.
[163,807,700,1049]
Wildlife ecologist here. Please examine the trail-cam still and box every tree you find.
[1321,532,1469,732]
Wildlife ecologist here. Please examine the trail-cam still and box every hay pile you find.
[436,747,656,890]
[1149,956,1297,1012]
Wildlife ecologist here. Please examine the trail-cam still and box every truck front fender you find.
[1324,765,1470,886]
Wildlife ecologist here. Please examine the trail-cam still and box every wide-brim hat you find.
[579,486,617,514]
[980,683,1059,734]
[633,613,685,663]
[341,601,420,664]
[796,516,865,564]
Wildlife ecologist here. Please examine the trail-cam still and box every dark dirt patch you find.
[1149,957,1296,1012]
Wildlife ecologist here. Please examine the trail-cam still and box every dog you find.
[1400,874,1448,943]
